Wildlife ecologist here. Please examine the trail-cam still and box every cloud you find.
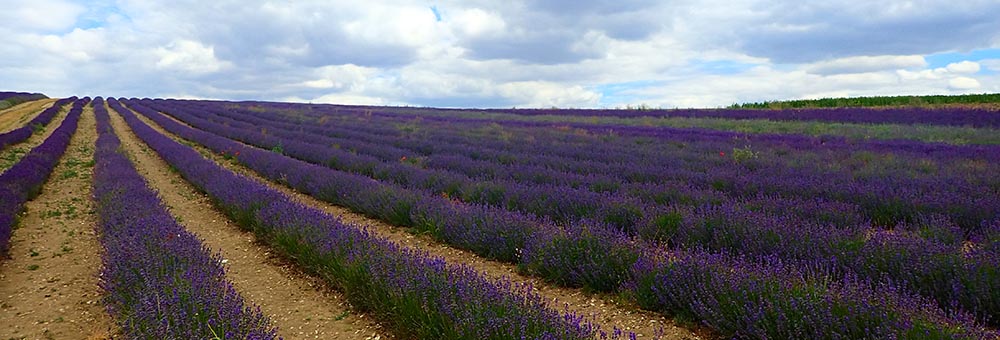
[949,77,981,90]
[806,55,927,75]
[155,40,232,74]
[982,59,1000,72]
[946,61,981,74]
[692,1,1000,63]
[1,0,999,107]
[450,8,506,38]
[0,0,84,33]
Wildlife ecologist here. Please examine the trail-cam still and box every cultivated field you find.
[1,93,998,339]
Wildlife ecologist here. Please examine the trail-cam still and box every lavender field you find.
[1,93,998,339]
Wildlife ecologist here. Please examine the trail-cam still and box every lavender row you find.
[109,98,602,339]
[0,97,76,150]
[0,91,44,101]
[0,98,85,257]
[117,100,999,338]
[137,102,985,255]
[228,100,1000,162]
[210,99,1000,128]
[92,98,277,339]
[135,99,1000,323]
[0,92,46,108]
[171,99,1000,186]
[143,100,984,233]
[168,100,998,232]
[491,106,1000,128]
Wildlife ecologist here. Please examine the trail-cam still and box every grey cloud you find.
[407,95,518,108]
[453,1,670,63]
[528,0,659,15]
[727,1,1000,63]
[129,1,421,69]
[462,30,603,64]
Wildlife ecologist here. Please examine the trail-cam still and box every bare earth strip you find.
[126,105,711,339]
[0,98,58,133]
[106,103,385,340]
[0,106,71,174]
[0,107,114,339]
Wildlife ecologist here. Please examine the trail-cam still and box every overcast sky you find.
[2,0,1000,108]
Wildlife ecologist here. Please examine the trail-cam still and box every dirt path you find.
[0,105,71,174]
[0,98,57,133]
[127,105,710,339]
[0,107,114,339]
[106,104,385,340]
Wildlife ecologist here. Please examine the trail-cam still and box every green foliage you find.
[730,93,1000,109]
[269,143,283,155]
[731,145,759,163]
[640,211,684,242]
[390,105,1000,145]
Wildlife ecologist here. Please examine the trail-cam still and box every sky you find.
[2,0,1000,108]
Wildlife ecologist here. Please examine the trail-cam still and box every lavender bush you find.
[0,97,76,151]
[0,98,85,257]
[109,98,602,339]
[132,98,1000,324]
[92,98,278,339]
[114,98,999,337]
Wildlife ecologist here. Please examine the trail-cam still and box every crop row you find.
[319,103,1000,128]
[152,99,1000,232]
[493,106,1000,128]
[118,98,997,338]
[0,92,47,110]
[288,102,1000,161]
[91,98,277,338]
[0,98,85,256]
[0,97,76,150]
[0,92,44,102]
[108,98,605,339]
[134,98,1000,323]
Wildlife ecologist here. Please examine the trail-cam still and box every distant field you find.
[361,106,1000,145]
[0,91,46,111]
[1,95,998,339]
[729,92,1000,109]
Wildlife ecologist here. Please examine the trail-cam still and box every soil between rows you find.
[107,103,386,340]
[126,104,712,339]
[0,106,113,339]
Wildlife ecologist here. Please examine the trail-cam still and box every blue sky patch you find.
[925,48,1000,69]
[430,6,442,22]
[592,80,662,106]
[73,3,131,31]
[695,60,757,75]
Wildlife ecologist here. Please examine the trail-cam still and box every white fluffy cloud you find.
[1,0,999,107]
[0,0,84,32]
[949,77,981,90]
[946,61,981,74]
[155,40,232,74]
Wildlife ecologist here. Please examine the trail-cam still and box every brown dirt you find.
[125,105,713,339]
[0,106,71,174]
[0,106,114,339]
[106,103,385,340]
[0,98,58,133]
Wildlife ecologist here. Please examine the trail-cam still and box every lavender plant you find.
[0,97,76,151]
[109,98,602,339]
[114,98,999,337]
[92,98,277,339]
[0,98,85,257]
